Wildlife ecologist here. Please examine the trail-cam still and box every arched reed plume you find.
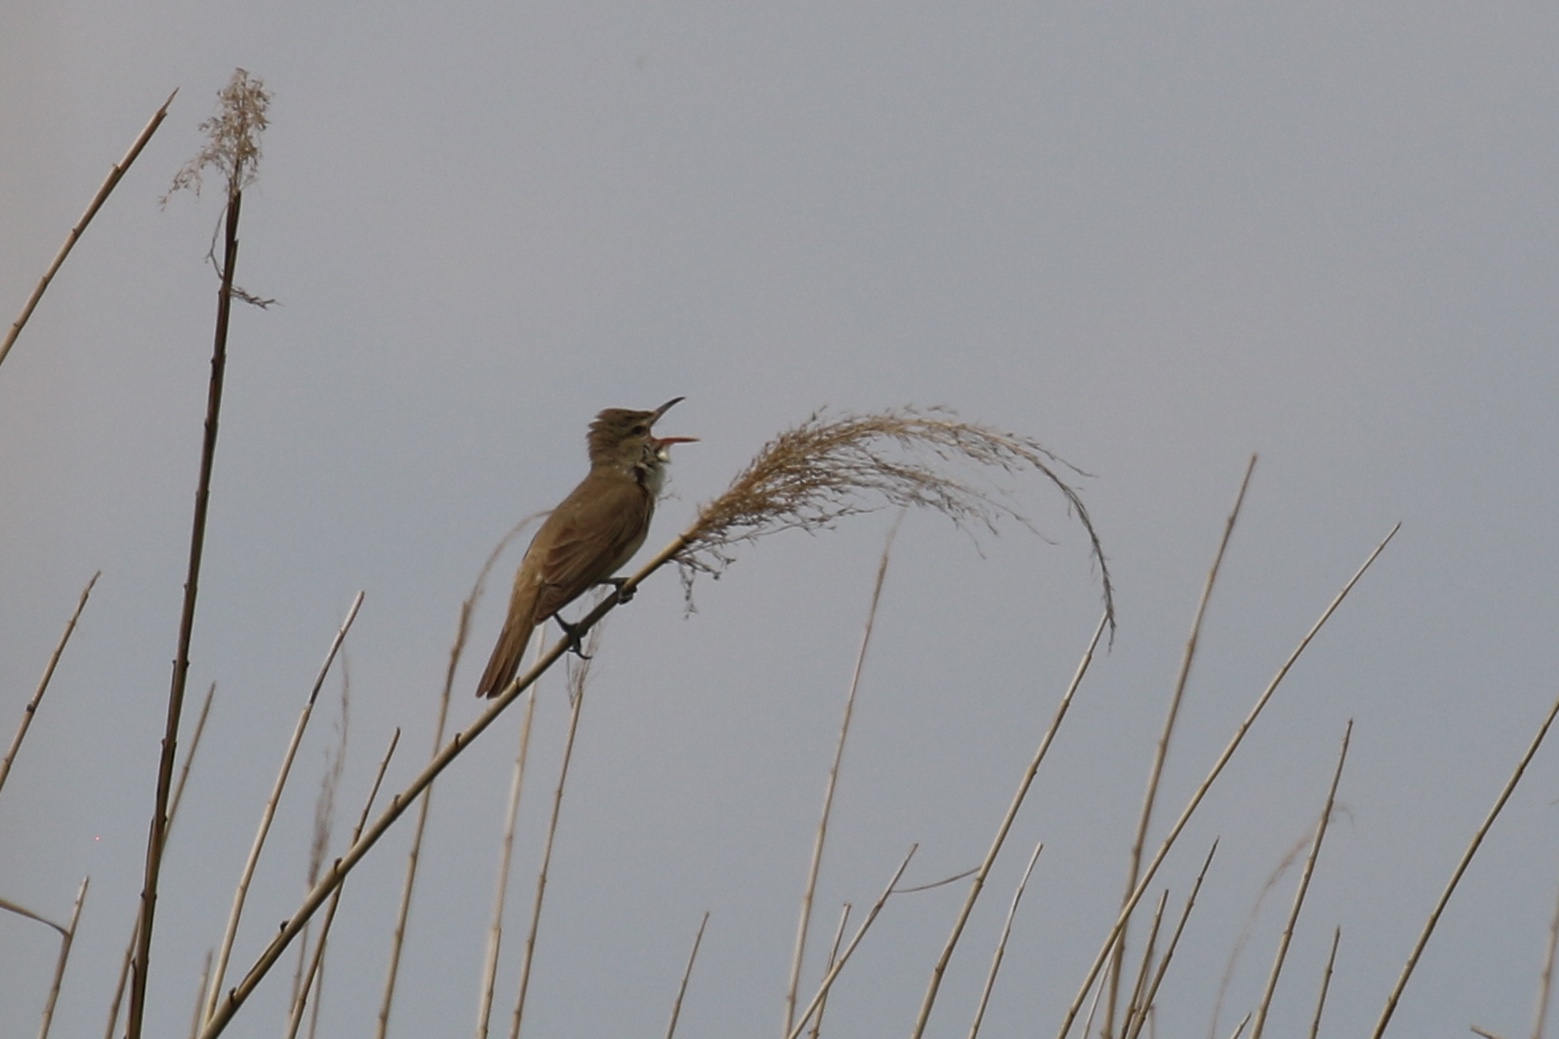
[675,407,1115,630]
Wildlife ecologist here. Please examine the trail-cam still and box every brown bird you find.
[476,398,695,697]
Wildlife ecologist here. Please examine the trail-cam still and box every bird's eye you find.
[631,424,649,436]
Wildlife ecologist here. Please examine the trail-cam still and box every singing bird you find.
[476,398,696,697]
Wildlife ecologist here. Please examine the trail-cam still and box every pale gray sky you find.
[4,4,1559,1037]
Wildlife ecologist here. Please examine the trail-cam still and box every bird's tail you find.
[476,582,539,698]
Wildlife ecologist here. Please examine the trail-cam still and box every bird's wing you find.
[533,474,652,620]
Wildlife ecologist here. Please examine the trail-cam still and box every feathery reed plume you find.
[676,408,1114,631]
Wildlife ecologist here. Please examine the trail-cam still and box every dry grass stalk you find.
[129,67,270,1039]
[966,841,1044,1039]
[1308,927,1341,1039]
[910,611,1110,1039]
[0,572,99,800]
[286,728,401,1039]
[787,845,918,1039]
[0,91,175,371]
[1227,1010,1253,1039]
[784,514,900,1037]
[1124,889,1169,1034]
[202,592,362,1024]
[1122,841,1219,1039]
[477,673,540,1039]
[808,904,852,1039]
[1370,686,1559,1039]
[1056,523,1399,1039]
[1108,455,1255,1036]
[509,627,598,1039]
[104,682,218,1039]
[1250,721,1352,1039]
[677,408,1114,630]
[1533,878,1559,1039]
[293,658,352,1013]
[34,875,88,1039]
[664,911,710,1039]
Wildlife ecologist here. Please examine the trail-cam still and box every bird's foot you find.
[605,577,636,605]
[554,617,592,659]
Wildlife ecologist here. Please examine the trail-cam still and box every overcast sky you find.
[4,4,1559,1038]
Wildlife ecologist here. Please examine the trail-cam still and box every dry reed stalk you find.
[784,514,900,1037]
[0,571,99,800]
[664,911,710,1039]
[910,611,1110,1039]
[103,682,218,1039]
[1107,455,1255,1036]
[966,841,1044,1039]
[35,875,88,1039]
[1056,523,1398,1039]
[128,68,269,1039]
[1227,1010,1253,1039]
[189,951,212,1039]
[203,592,362,1022]
[807,904,852,1039]
[1250,721,1351,1039]
[293,658,352,1016]
[1533,877,1559,1039]
[1122,841,1219,1039]
[477,670,540,1039]
[0,91,175,371]
[1308,927,1341,1039]
[286,728,401,1039]
[1370,685,1559,1039]
[509,626,598,1039]
[787,845,918,1039]
[1124,890,1169,1034]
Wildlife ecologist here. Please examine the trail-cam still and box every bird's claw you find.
[606,577,636,604]
[555,617,592,659]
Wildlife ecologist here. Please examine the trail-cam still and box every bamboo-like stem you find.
[0,572,99,800]
[664,911,710,1039]
[967,841,1044,1039]
[1108,455,1254,1037]
[1123,890,1169,1036]
[509,630,596,1039]
[0,90,176,371]
[1123,841,1219,1039]
[104,682,217,1039]
[808,905,852,1039]
[1251,721,1351,1039]
[1057,524,1398,1039]
[787,846,917,1039]
[910,612,1110,1039]
[378,669,453,1039]
[477,676,540,1039]
[784,515,900,1037]
[189,952,212,1039]
[203,593,362,1022]
[129,141,250,1039]
[35,876,89,1039]
[1533,872,1559,1039]
[1077,948,1114,1039]
[1307,928,1341,1039]
[1371,686,1559,1038]
[286,728,401,1039]
[1227,1011,1253,1039]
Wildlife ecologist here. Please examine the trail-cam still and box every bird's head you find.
[588,397,697,477]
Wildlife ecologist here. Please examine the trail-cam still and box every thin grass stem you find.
[967,841,1044,1039]
[1108,455,1254,1036]
[785,514,900,1037]
[1371,686,1559,1038]
[912,612,1109,1039]
[1058,524,1398,1039]
[203,593,362,1022]
[1251,720,1351,1039]
[35,876,88,1039]
[808,905,852,1039]
[665,911,710,1039]
[1123,840,1219,1039]
[1,91,175,371]
[787,846,917,1039]
[1308,928,1341,1039]
[0,571,99,799]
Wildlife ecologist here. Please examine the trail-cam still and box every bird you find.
[475,397,695,698]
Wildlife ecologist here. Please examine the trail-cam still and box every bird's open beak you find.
[649,398,696,453]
